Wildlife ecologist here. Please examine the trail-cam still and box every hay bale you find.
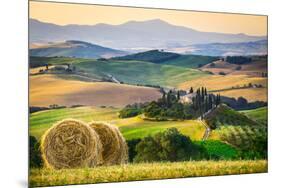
[89,122,128,165]
[41,119,103,169]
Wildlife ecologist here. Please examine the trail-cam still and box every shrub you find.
[30,106,50,113]
[134,128,202,162]
[29,136,43,168]
[219,71,226,75]
[127,139,142,162]
[119,107,142,118]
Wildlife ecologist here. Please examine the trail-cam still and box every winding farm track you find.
[200,120,211,141]
[198,107,215,141]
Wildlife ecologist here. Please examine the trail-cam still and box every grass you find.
[30,106,205,141]
[30,106,119,139]
[29,160,267,187]
[75,59,210,87]
[195,140,239,160]
[241,107,268,126]
[119,118,205,140]
[30,57,209,87]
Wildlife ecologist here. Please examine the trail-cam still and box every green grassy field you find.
[241,107,268,126]
[29,56,92,68]
[30,106,205,141]
[30,57,210,87]
[195,140,239,160]
[75,59,209,87]
[29,160,267,187]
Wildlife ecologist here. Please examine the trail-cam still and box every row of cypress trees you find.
[191,87,221,118]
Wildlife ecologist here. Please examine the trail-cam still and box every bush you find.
[29,136,43,168]
[219,71,226,75]
[119,108,142,118]
[134,128,202,162]
[127,139,142,162]
[30,106,50,113]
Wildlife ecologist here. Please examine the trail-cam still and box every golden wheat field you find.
[30,160,267,187]
[178,75,267,101]
[199,60,267,76]
[29,74,162,107]
[212,88,267,102]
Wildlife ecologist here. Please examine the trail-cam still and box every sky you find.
[29,1,267,36]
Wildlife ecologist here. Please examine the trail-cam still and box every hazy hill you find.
[184,40,267,56]
[29,40,128,58]
[29,18,266,50]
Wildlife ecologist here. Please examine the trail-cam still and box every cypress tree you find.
[209,94,213,109]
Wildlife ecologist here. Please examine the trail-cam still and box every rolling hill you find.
[29,56,92,68]
[30,74,162,107]
[30,18,266,51]
[199,55,267,76]
[112,49,219,68]
[73,59,209,87]
[205,104,258,128]
[30,40,128,58]
[241,107,267,126]
[179,74,267,102]
[29,56,210,87]
[112,50,180,63]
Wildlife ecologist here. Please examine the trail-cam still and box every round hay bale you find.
[89,122,128,165]
[41,119,103,169]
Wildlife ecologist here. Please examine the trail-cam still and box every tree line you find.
[191,87,221,119]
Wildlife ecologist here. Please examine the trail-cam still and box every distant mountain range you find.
[30,40,128,58]
[166,40,268,56]
[29,18,266,51]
